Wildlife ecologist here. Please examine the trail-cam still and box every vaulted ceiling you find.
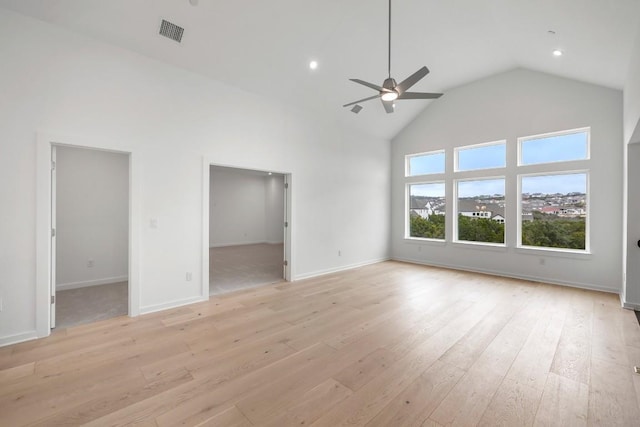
[1,0,638,139]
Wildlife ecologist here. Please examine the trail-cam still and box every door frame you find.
[36,133,140,338]
[201,158,293,297]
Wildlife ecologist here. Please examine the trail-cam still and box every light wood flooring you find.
[210,243,284,295]
[2,261,640,426]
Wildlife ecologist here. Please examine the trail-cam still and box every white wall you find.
[391,69,623,292]
[622,25,640,308]
[265,175,285,244]
[0,9,390,345]
[624,144,640,308]
[209,167,284,247]
[624,26,640,145]
[55,146,128,290]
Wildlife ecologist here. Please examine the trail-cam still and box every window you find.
[455,141,506,171]
[407,182,445,240]
[518,128,590,252]
[406,150,445,176]
[403,127,590,254]
[519,173,588,250]
[456,178,505,244]
[519,128,589,165]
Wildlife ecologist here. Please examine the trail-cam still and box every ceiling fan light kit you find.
[344,0,443,114]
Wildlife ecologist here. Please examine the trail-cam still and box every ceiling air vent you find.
[159,19,184,43]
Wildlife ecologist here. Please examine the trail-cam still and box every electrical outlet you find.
[338,250,341,257]
[186,272,192,281]
[539,258,545,266]
[87,259,94,268]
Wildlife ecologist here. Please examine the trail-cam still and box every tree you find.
[457,215,504,243]
[410,214,445,239]
[521,213,585,249]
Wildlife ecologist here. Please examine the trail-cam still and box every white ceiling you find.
[1,0,638,140]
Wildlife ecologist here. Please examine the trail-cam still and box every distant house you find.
[458,200,505,223]
[410,199,433,220]
[541,206,560,215]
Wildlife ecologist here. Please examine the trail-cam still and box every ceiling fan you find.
[343,0,443,113]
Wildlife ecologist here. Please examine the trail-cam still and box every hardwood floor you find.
[1,261,639,426]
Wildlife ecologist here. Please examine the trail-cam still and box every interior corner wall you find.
[0,8,390,345]
[56,146,129,290]
[624,26,640,145]
[391,68,623,292]
[625,144,640,308]
[622,25,640,308]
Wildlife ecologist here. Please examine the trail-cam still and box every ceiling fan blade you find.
[343,94,381,108]
[398,91,443,100]
[382,99,394,114]
[350,79,388,92]
[396,66,429,94]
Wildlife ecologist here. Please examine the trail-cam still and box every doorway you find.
[208,165,289,295]
[52,145,129,328]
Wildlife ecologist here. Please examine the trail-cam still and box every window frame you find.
[405,149,446,177]
[405,181,447,242]
[453,176,507,247]
[517,127,590,167]
[516,170,590,254]
[454,140,507,173]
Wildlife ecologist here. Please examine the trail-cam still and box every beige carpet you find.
[55,281,128,329]
[210,243,284,295]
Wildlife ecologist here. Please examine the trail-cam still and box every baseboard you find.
[294,257,391,281]
[620,294,640,310]
[57,276,128,291]
[392,256,620,295]
[139,295,208,316]
[0,330,38,348]
[265,240,284,245]
[209,240,269,248]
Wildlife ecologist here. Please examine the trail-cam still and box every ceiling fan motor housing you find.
[382,77,398,92]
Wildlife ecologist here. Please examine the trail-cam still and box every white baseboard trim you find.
[265,240,284,245]
[209,240,269,248]
[57,276,128,291]
[392,256,620,295]
[620,294,640,310]
[294,257,391,281]
[0,330,38,348]
[139,295,208,316]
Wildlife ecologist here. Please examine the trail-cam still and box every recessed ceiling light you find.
[553,49,563,57]
[268,172,273,175]
[309,60,318,70]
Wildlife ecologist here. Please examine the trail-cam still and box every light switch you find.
[150,218,159,229]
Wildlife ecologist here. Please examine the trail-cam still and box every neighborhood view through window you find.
[406,128,589,251]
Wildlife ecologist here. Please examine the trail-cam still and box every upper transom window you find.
[406,150,445,176]
[519,128,589,166]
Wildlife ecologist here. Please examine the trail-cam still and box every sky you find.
[458,179,504,198]
[408,130,588,196]
[521,173,586,195]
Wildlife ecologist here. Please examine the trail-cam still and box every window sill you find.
[515,246,592,259]
[451,240,507,252]
[404,237,447,246]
